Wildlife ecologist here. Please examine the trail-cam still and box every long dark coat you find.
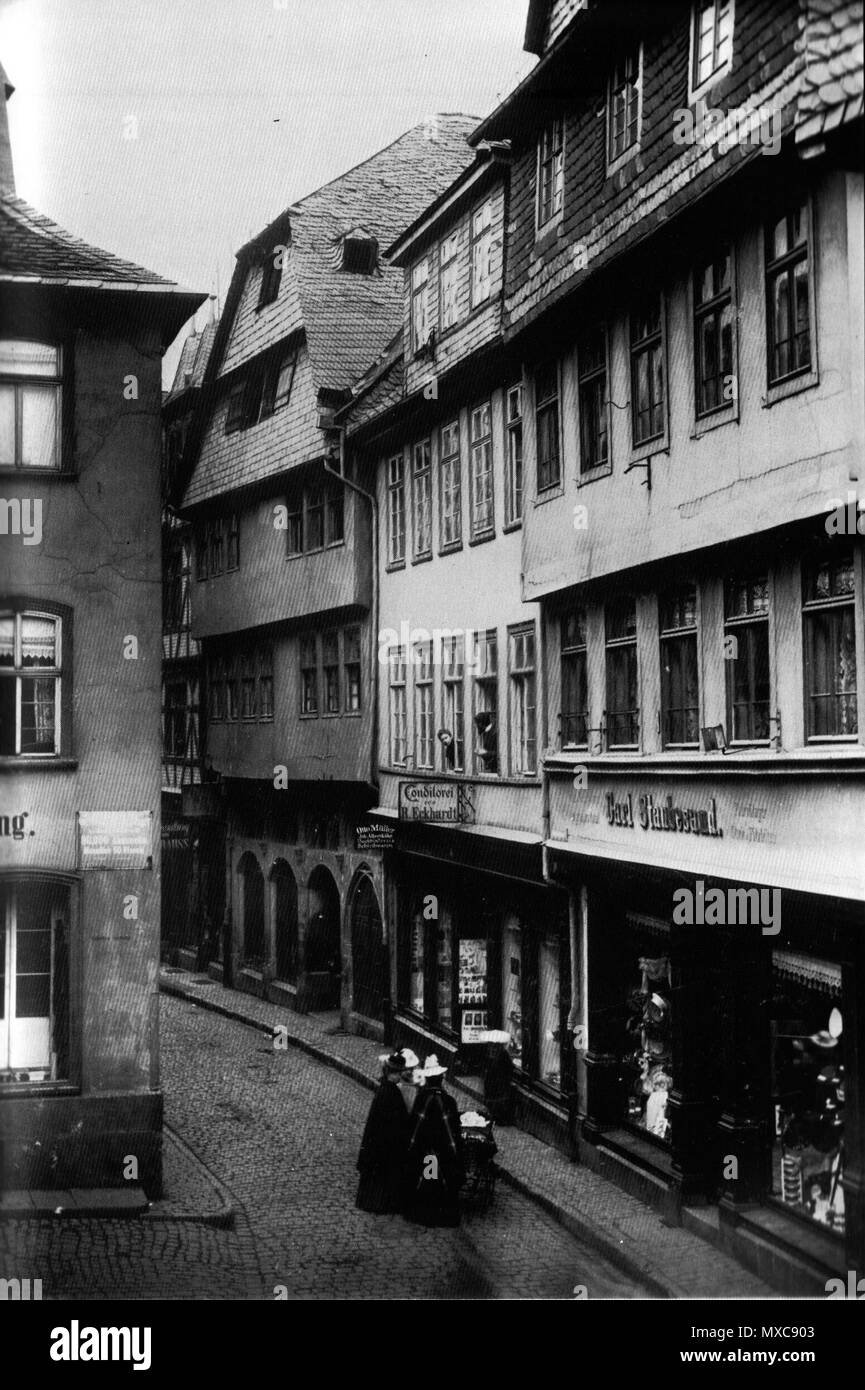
[355,1078,411,1214]
[403,1085,465,1227]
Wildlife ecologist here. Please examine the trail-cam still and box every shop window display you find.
[436,904,454,1029]
[538,933,561,1088]
[771,964,845,1234]
[409,909,424,1014]
[622,953,673,1140]
[502,915,523,1070]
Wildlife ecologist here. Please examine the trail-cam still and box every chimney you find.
[0,61,16,197]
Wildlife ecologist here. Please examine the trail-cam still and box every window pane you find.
[19,677,57,753]
[21,617,56,667]
[20,386,59,468]
[0,385,15,464]
[0,342,59,376]
[0,617,14,667]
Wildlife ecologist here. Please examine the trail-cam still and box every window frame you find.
[561,609,589,750]
[441,634,465,772]
[508,623,538,777]
[389,645,408,766]
[343,626,362,714]
[410,257,431,356]
[438,420,462,552]
[471,628,499,777]
[535,360,562,495]
[439,230,461,331]
[607,44,643,174]
[802,551,858,743]
[504,383,524,528]
[299,634,319,718]
[0,340,65,473]
[764,198,817,398]
[470,198,494,309]
[322,631,341,716]
[537,118,564,233]
[629,294,667,453]
[226,513,240,571]
[411,438,433,561]
[258,248,282,309]
[469,401,495,540]
[605,599,640,751]
[724,574,771,746]
[0,609,64,759]
[689,0,735,102]
[659,585,701,750]
[387,453,406,566]
[414,640,435,770]
[577,325,611,477]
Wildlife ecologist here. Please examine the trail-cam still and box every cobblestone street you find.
[0,996,653,1300]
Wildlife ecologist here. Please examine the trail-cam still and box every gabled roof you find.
[165,318,219,404]
[0,193,199,294]
[796,0,864,148]
[229,114,478,394]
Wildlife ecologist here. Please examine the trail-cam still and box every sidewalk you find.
[159,966,780,1300]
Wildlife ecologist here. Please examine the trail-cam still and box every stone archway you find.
[305,865,341,1009]
[349,873,387,1022]
[237,851,265,968]
[271,859,298,985]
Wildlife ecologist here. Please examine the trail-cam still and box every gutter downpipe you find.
[322,428,379,796]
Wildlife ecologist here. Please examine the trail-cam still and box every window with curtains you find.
[803,551,857,740]
[578,325,609,471]
[535,361,561,492]
[660,585,700,748]
[694,248,734,416]
[439,231,460,330]
[441,634,465,772]
[605,598,639,749]
[0,341,63,470]
[439,420,461,548]
[389,645,407,765]
[725,575,770,743]
[630,296,665,446]
[387,454,406,564]
[0,611,63,757]
[608,47,642,166]
[469,402,494,537]
[561,609,588,748]
[766,202,812,386]
[412,439,432,558]
[414,641,434,770]
[505,384,523,526]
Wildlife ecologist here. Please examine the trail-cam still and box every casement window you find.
[803,551,857,740]
[0,879,71,1083]
[209,518,225,576]
[537,119,564,230]
[0,612,62,757]
[305,490,324,552]
[260,349,297,418]
[608,47,642,166]
[414,641,434,769]
[240,651,257,721]
[505,384,523,526]
[693,0,733,91]
[535,362,561,493]
[389,646,408,765]
[225,652,239,722]
[469,403,494,538]
[440,232,460,330]
[472,629,499,775]
[725,575,770,743]
[163,680,188,758]
[441,634,465,772]
[509,624,537,776]
[258,646,274,721]
[659,584,700,748]
[164,539,185,629]
[387,454,406,564]
[411,258,431,354]
[323,632,340,714]
[258,248,282,307]
[208,653,225,721]
[0,341,63,470]
[470,200,493,308]
[578,326,609,472]
[286,498,303,556]
[438,421,461,549]
[326,487,344,545]
[695,249,734,416]
[226,513,240,571]
[630,296,665,447]
[344,627,362,713]
[300,636,318,717]
[605,598,639,749]
[766,202,812,386]
[225,382,246,434]
[412,439,432,559]
[561,609,588,748]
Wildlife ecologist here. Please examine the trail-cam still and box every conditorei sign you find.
[398,781,461,823]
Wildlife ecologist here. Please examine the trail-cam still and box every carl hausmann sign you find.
[606,791,723,838]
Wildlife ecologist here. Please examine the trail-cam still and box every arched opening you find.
[272,859,298,985]
[350,874,387,1021]
[305,866,341,1008]
[237,851,265,968]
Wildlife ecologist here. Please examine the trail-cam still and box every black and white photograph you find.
[0,0,863,1348]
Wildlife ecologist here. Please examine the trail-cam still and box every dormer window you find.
[342,236,378,275]
[258,250,282,308]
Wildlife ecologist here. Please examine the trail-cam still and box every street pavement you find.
[0,994,651,1300]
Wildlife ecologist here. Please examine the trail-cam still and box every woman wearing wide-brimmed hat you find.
[355,1047,419,1214]
[403,1054,465,1227]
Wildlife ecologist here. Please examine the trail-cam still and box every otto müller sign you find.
[77,811,153,870]
[398,781,461,823]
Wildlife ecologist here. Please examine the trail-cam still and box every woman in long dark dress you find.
[403,1055,465,1227]
[355,1049,416,1213]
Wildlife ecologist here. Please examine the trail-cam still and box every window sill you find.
[577,460,613,485]
[438,541,463,557]
[0,756,77,771]
[0,466,72,478]
[690,403,739,438]
[437,300,495,342]
[0,1080,79,1098]
[468,530,496,548]
[626,439,669,469]
[411,552,433,566]
[687,64,734,109]
[298,713,319,721]
[502,519,523,534]
[606,143,641,179]
[533,484,564,507]
[533,216,563,251]
[761,367,819,408]
[385,558,406,573]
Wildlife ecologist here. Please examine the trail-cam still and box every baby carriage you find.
[459,1110,497,1210]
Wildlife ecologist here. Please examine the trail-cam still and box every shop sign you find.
[78,811,153,870]
[399,781,461,823]
[161,820,191,850]
[461,1010,489,1043]
[606,792,722,838]
[356,823,396,851]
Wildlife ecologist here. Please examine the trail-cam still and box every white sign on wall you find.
[77,811,153,870]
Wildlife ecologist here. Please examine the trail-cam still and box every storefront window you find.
[770,958,845,1234]
[502,914,523,1071]
[623,949,673,1141]
[409,908,424,1014]
[436,903,454,1029]
[538,933,561,1088]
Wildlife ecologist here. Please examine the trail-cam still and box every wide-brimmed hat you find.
[419,1053,448,1077]
[378,1047,420,1072]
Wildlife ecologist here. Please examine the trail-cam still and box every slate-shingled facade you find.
[178,117,477,1029]
[0,68,205,1193]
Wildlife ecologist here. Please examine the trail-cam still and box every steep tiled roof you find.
[0,193,193,290]
[286,115,477,391]
[796,0,864,145]
[166,318,219,402]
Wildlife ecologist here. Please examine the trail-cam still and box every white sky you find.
[0,0,535,380]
